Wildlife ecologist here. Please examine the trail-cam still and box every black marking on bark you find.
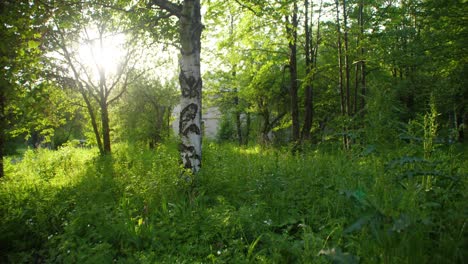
[179,72,201,98]
[179,143,201,169]
[184,157,192,169]
[178,143,194,153]
[179,143,192,168]
[185,153,201,169]
[179,103,198,135]
[182,124,201,136]
[180,103,198,123]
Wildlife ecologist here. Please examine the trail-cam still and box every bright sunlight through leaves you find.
[76,28,127,79]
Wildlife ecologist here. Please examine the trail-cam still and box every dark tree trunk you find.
[229,17,242,146]
[286,1,300,142]
[343,0,351,117]
[301,0,313,141]
[0,131,3,178]
[0,86,5,178]
[260,110,285,145]
[82,91,104,155]
[261,110,271,144]
[233,69,242,146]
[335,0,348,148]
[354,21,359,117]
[101,101,111,154]
[158,106,165,141]
[354,61,359,115]
[234,94,243,145]
[343,0,351,148]
[353,0,364,115]
[336,0,344,116]
[55,26,108,155]
[359,0,366,113]
[0,0,5,178]
[457,107,466,142]
[167,106,172,136]
[361,57,366,113]
[244,112,251,145]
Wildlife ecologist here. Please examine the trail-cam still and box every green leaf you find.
[28,40,40,50]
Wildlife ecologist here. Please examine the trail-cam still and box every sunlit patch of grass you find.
[236,145,263,155]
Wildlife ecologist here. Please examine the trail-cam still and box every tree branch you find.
[106,34,140,98]
[269,112,287,131]
[149,0,182,18]
[107,70,143,105]
[233,0,259,15]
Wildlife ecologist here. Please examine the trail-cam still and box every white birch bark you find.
[150,0,203,172]
[178,0,203,172]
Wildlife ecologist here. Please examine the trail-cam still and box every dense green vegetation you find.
[1,0,467,262]
[1,139,466,263]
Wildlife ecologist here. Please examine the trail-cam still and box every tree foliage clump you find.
[116,77,178,147]
[204,0,467,149]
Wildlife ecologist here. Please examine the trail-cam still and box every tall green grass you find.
[0,141,466,263]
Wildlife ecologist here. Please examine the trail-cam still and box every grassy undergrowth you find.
[0,141,466,263]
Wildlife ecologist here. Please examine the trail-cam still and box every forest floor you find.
[0,141,466,263]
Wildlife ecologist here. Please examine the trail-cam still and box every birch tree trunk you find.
[178,0,203,172]
[150,0,203,172]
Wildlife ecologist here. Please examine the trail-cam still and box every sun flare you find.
[76,29,127,79]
